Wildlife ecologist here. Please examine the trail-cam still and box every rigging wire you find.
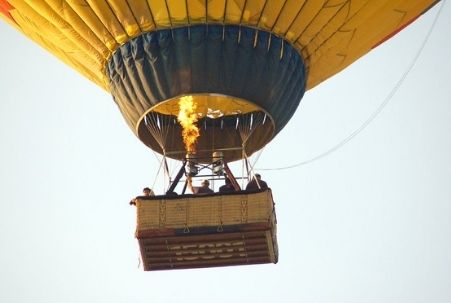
[257,1,445,172]
[237,111,268,175]
[245,145,266,177]
[239,112,266,146]
[151,154,164,190]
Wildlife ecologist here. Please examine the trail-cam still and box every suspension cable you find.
[151,155,164,191]
[257,1,445,171]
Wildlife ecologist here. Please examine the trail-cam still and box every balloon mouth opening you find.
[136,94,275,162]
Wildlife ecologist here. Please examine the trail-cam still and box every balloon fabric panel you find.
[0,0,438,91]
[0,0,440,159]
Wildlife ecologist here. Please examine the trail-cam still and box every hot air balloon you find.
[1,0,440,270]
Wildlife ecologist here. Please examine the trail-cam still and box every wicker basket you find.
[135,189,278,271]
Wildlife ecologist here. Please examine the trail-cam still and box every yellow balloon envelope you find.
[0,0,440,161]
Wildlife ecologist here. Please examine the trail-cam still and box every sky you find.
[1,2,450,303]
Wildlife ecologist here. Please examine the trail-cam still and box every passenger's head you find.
[255,173,261,180]
[143,187,153,196]
[224,177,231,185]
[201,179,210,188]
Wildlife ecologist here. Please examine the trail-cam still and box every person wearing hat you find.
[245,173,268,191]
[188,178,214,194]
[130,187,155,205]
[142,187,155,196]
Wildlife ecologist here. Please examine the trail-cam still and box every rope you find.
[238,112,266,146]
[241,151,247,188]
[162,155,170,183]
[144,114,164,149]
[251,146,265,169]
[151,155,164,190]
[257,1,445,171]
[245,145,266,178]
[144,112,173,153]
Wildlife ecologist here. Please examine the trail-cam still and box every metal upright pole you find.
[166,160,186,194]
[223,162,241,191]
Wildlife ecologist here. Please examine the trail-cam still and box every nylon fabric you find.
[107,24,306,137]
[0,0,439,92]
[0,0,440,159]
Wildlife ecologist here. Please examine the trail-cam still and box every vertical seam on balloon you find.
[53,4,106,65]
[283,0,309,42]
[291,1,329,47]
[79,0,118,47]
[300,0,360,67]
[109,76,137,127]
[269,0,289,33]
[205,0,208,27]
[163,0,173,30]
[239,0,249,24]
[143,0,157,30]
[298,0,352,53]
[256,0,269,28]
[184,0,190,26]
[36,1,105,64]
[62,0,115,57]
[138,36,160,102]
[14,0,106,84]
[184,0,191,40]
[117,46,145,114]
[130,39,154,112]
[102,0,130,42]
[222,0,228,24]
[66,1,110,60]
[123,0,143,33]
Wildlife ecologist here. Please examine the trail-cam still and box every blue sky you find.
[1,2,450,303]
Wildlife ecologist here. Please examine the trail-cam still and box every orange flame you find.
[177,96,200,153]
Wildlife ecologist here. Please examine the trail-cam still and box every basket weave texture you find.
[136,190,274,231]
